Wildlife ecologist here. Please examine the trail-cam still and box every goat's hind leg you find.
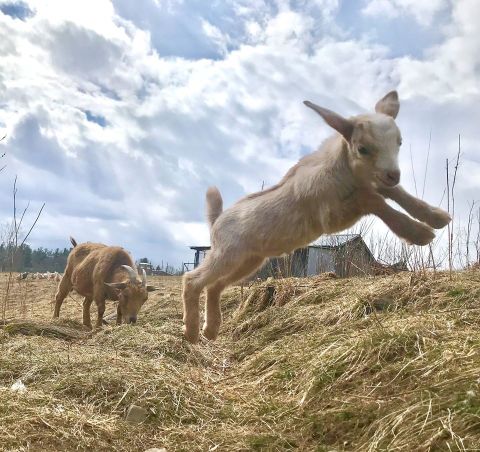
[182,252,232,344]
[53,274,72,318]
[203,282,225,341]
[203,256,264,341]
[182,271,202,344]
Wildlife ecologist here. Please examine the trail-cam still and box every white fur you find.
[181,91,451,344]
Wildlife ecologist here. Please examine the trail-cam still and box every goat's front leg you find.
[95,299,106,328]
[116,304,122,325]
[366,192,435,246]
[82,297,93,329]
[379,185,451,229]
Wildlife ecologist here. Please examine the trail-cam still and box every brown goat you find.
[53,237,156,328]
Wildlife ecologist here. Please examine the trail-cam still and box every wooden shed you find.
[256,234,377,278]
[188,234,378,278]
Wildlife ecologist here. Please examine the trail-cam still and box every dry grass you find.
[1,271,480,451]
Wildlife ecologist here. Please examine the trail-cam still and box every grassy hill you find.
[1,271,480,451]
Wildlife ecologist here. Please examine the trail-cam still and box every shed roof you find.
[189,234,363,252]
[309,234,361,249]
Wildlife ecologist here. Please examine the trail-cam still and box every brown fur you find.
[53,239,156,328]
[182,91,451,344]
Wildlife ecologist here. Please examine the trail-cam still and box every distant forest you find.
[0,243,176,274]
[0,244,72,273]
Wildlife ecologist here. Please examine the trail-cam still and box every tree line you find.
[0,243,71,273]
[0,243,180,275]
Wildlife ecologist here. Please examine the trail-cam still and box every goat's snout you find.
[385,170,400,186]
[128,316,137,324]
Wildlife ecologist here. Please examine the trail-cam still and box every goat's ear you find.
[375,90,400,118]
[146,285,157,292]
[105,282,127,290]
[303,101,354,141]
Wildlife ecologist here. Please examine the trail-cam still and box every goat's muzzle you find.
[377,170,400,187]
[127,316,137,324]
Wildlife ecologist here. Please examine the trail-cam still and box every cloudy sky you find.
[0,0,479,268]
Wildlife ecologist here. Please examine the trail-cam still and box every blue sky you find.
[0,0,479,268]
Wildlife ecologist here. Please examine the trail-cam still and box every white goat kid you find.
[182,91,451,344]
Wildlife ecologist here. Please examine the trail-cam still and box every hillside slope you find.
[1,272,480,451]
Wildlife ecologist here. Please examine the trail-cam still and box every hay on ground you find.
[1,273,480,451]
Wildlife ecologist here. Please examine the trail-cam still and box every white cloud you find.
[0,0,478,268]
[201,19,230,56]
[394,0,480,99]
[362,0,447,26]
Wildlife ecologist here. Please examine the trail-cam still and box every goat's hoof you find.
[426,208,451,229]
[202,324,219,341]
[411,222,435,246]
[183,325,200,344]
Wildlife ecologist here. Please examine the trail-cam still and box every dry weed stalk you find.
[1,175,45,322]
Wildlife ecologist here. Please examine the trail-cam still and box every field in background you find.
[2,271,480,451]
[0,274,183,323]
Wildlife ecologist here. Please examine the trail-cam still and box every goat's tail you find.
[70,237,78,248]
[205,186,223,229]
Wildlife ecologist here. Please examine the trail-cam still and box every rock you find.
[11,379,27,393]
[371,297,394,311]
[125,404,148,424]
[467,390,476,399]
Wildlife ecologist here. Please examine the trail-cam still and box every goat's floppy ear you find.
[303,101,354,141]
[375,90,400,118]
[146,285,157,292]
[105,282,127,290]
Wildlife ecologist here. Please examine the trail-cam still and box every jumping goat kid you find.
[54,237,156,328]
[182,91,451,344]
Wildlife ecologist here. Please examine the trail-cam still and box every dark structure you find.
[187,234,379,278]
[183,246,211,273]
[191,246,210,268]
[257,234,377,278]
[137,262,154,275]
[137,262,173,276]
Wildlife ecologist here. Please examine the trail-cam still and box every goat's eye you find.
[359,147,369,156]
